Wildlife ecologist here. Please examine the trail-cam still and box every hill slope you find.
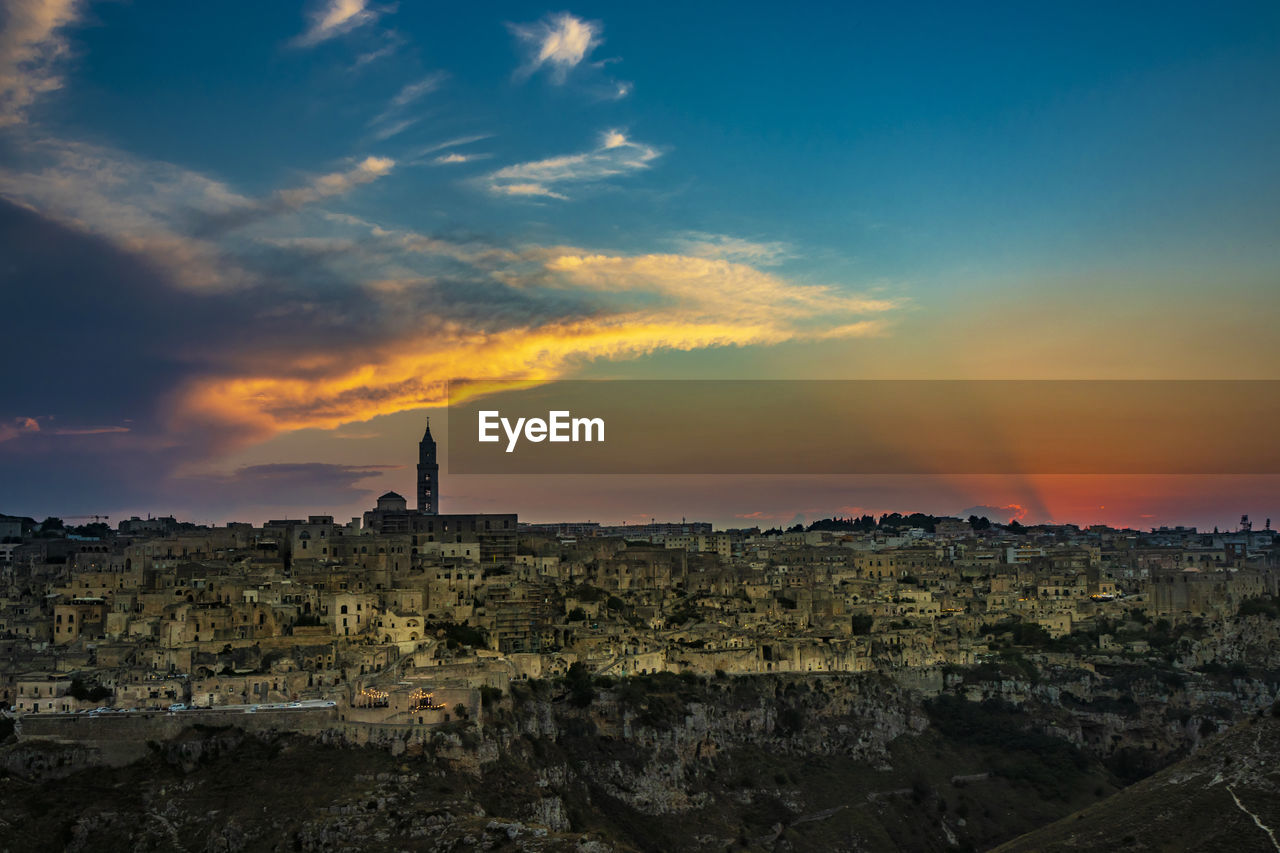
[992,711,1280,853]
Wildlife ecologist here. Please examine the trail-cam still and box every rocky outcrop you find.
[6,661,1280,852]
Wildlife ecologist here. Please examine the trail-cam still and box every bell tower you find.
[417,417,439,514]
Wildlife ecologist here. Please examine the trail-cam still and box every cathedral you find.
[362,418,517,563]
[418,418,439,515]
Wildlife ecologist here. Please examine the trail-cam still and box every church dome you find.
[375,491,408,512]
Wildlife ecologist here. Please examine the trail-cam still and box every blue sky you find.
[1,1,1277,528]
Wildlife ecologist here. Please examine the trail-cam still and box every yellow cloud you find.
[172,250,900,442]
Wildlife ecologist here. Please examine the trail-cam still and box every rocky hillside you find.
[2,662,1279,852]
[993,710,1280,852]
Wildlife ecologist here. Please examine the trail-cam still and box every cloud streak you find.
[485,130,659,200]
[0,140,398,289]
[0,0,82,127]
[276,155,395,208]
[173,247,900,440]
[292,0,383,48]
[433,152,489,165]
[675,232,793,265]
[368,72,447,140]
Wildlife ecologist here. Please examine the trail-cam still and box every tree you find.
[566,661,594,707]
[968,515,991,531]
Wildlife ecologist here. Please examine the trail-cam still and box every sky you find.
[1,0,1277,531]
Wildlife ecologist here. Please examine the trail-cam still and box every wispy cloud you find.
[0,138,253,290]
[277,156,394,207]
[386,74,445,109]
[52,425,130,436]
[405,134,493,161]
[349,31,404,70]
[292,0,384,48]
[508,11,630,96]
[484,129,659,201]
[509,12,600,82]
[368,72,447,140]
[675,232,793,265]
[432,152,489,165]
[538,251,899,333]
[0,140,396,290]
[0,0,83,127]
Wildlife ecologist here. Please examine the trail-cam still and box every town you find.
[2,419,1277,746]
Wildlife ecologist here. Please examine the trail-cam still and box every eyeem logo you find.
[478,410,605,453]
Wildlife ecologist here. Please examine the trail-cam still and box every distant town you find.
[2,419,1277,736]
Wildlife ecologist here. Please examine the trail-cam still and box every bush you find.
[1239,596,1280,619]
[925,695,1089,799]
[431,622,486,648]
[565,661,594,707]
[69,677,110,702]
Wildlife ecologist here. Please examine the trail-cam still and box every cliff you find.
[2,662,1279,851]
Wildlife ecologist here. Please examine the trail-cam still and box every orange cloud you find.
[0,416,41,443]
[171,250,899,445]
[174,312,890,445]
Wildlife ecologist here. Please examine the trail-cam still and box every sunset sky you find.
[1,1,1277,530]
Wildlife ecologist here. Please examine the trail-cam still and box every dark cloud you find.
[169,463,396,518]
[0,198,217,425]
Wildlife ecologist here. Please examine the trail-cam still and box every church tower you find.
[417,418,439,514]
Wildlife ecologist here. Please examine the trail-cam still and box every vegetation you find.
[421,621,487,649]
[1238,595,1280,619]
[806,512,956,533]
[564,661,595,708]
[925,695,1091,800]
[68,677,110,702]
[851,614,875,635]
